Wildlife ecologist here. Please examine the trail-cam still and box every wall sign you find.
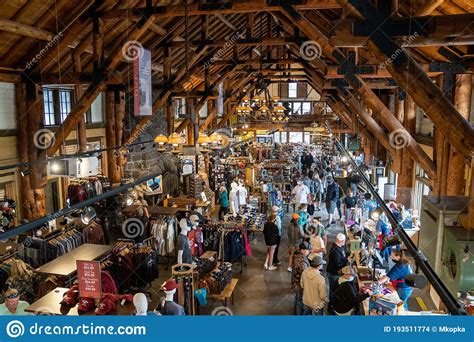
[77,260,101,299]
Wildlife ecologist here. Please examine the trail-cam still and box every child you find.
[308,226,326,261]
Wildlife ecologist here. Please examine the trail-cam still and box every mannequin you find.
[133,293,155,316]
[177,218,192,264]
[229,183,239,216]
[237,179,248,207]
[159,280,185,316]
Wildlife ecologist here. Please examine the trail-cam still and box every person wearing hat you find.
[287,213,305,272]
[325,176,339,227]
[327,233,350,311]
[272,205,283,266]
[333,266,372,315]
[0,289,31,315]
[157,280,186,316]
[300,255,328,315]
[291,242,311,315]
[263,214,279,271]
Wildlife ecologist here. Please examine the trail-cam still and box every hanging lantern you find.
[210,132,222,150]
[168,133,184,154]
[251,95,262,107]
[197,132,212,153]
[154,134,168,152]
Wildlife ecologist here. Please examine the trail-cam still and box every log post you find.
[397,95,416,207]
[15,83,36,221]
[23,83,47,219]
[71,53,88,153]
[115,90,126,179]
[105,91,120,184]
[447,74,472,195]
[391,96,404,174]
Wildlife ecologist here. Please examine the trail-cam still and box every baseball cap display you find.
[95,294,117,315]
[60,285,80,306]
[163,279,179,291]
[78,297,96,312]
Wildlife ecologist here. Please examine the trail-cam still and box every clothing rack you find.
[202,222,248,274]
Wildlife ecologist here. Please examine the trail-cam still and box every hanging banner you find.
[134,47,152,116]
[77,260,101,299]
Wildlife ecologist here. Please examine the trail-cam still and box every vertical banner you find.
[77,260,101,299]
[134,48,152,116]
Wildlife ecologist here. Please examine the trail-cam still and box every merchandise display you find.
[1,9,473,340]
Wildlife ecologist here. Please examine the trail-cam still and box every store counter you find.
[35,244,111,277]
[25,288,135,315]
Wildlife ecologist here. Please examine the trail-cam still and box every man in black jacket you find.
[326,233,350,312]
[333,266,372,315]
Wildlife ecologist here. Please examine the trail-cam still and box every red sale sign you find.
[77,260,101,299]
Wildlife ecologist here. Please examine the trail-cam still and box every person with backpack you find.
[325,176,339,227]
[335,180,344,220]
[312,173,323,210]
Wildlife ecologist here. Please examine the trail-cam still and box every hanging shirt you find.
[237,185,248,206]
[177,234,192,264]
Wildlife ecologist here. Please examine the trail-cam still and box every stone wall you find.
[123,107,178,186]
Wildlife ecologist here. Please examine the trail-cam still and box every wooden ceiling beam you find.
[45,14,157,157]
[168,37,294,48]
[340,0,474,161]
[415,0,445,16]
[0,17,54,41]
[98,1,341,20]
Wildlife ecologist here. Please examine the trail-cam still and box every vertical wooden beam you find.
[391,95,404,174]
[72,53,88,152]
[16,84,35,221]
[25,83,47,219]
[105,91,119,184]
[447,74,472,195]
[166,101,174,135]
[115,90,126,179]
[397,95,415,207]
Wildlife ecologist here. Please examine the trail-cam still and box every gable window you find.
[42,87,74,125]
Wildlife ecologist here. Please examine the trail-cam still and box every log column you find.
[115,90,126,179]
[105,91,120,184]
[397,95,416,208]
[391,96,404,174]
[16,83,47,220]
[447,74,472,195]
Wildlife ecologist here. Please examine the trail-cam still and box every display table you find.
[25,287,135,315]
[208,278,238,306]
[35,244,111,277]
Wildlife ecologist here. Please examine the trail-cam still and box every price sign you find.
[77,260,101,299]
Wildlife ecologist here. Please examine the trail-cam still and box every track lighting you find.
[20,168,31,177]
[81,206,97,225]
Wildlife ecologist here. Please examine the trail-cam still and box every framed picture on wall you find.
[147,175,163,194]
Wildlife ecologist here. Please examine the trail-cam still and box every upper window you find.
[42,88,74,126]
[174,97,187,118]
[288,83,297,98]
[43,89,55,126]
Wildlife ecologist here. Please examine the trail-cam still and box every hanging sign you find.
[77,260,102,299]
[134,47,152,116]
